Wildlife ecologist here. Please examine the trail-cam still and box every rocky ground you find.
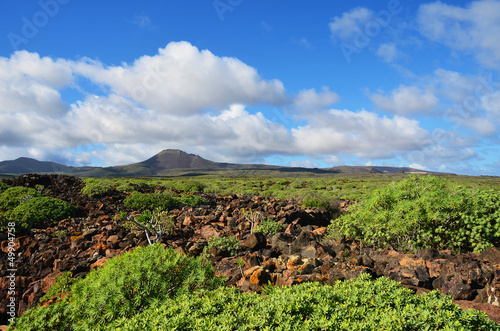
[2,174,500,326]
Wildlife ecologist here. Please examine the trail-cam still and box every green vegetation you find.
[123,191,207,212]
[81,178,113,197]
[0,181,9,194]
[11,244,224,331]
[0,186,40,210]
[40,271,78,302]
[205,235,242,256]
[254,218,284,236]
[176,194,208,207]
[33,273,495,330]
[6,197,77,231]
[328,175,500,253]
[0,186,76,231]
[302,195,332,209]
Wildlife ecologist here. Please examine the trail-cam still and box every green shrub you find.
[205,235,241,256]
[177,194,207,207]
[5,197,77,231]
[172,180,206,193]
[0,186,40,211]
[0,182,9,194]
[302,196,331,209]
[9,295,72,331]
[254,218,283,236]
[81,178,113,197]
[123,191,177,211]
[106,273,498,330]
[328,175,500,253]
[11,244,224,331]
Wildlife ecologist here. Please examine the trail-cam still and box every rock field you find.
[2,174,500,325]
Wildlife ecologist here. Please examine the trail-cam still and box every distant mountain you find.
[0,149,441,177]
[0,157,71,174]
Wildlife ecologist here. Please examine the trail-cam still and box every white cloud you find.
[71,41,287,115]
[376,43,400,63]
[329,7,374,40]
[293,87,340,114]
[291,109,429,159]
[0,51,72,116]
[370,85,439,115]
[417,0,500,68]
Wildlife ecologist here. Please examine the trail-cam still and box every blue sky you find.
[0,0,499,175]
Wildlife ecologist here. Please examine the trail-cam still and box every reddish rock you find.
[479,247,500,265]
[200,225,220,240]
[455,300,500,324]
[91,257,109,269]
[243,233,267,250]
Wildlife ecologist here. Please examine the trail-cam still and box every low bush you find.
[254,218,283,236]
[328,175,500,253]
[177,194,208,207]
[302,196,331,209]
[0,182,9,194]
[11,244,225,330]
[106,273,498,330]
[6,197,77,231]
[0,186,40,211]
[124,191,207,211]
[81,178,113,197]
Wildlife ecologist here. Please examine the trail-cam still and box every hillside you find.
[0,157,71,174]
[0,149,440,177]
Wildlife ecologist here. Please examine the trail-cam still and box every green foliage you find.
[254,218,283,236]
[0,186,40,211]
[205,235,241,256]
[105,273,498,330]
[124,191,207,212]
[81,178,113,197]
[9,296,72,331]
[176,194,208,207]
[0,181,9,194]
[123,191,177,211]
[4,197,77,231]
[328,175,500,253]
[302,196,331,209]
[11,244,225,331]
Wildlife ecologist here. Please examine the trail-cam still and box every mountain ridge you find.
[0,149,441,177]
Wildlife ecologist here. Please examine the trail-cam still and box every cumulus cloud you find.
[291,109,429,159]
[329,7,374,40]
[370,85,439,115]
[292,87,340,114]
[0,51,72,116]
[71,41,287,115]
[432,69,500,136]
[417,0,500,68]
[0,43,492,174]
